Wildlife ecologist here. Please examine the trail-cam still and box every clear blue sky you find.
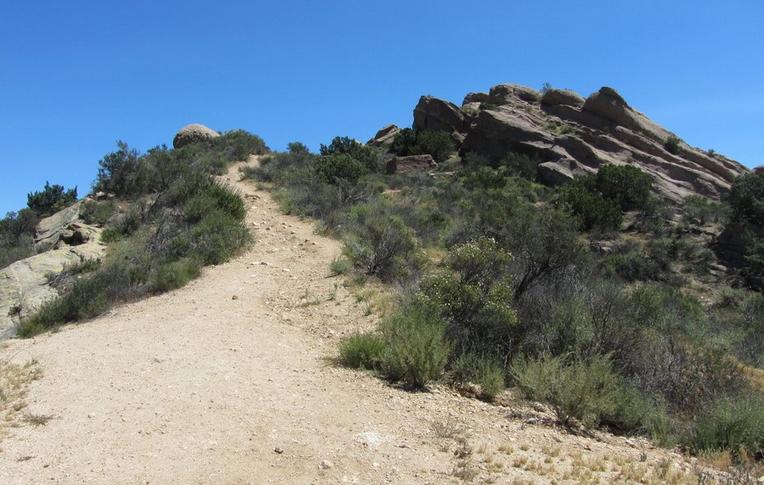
[1,0,763,214]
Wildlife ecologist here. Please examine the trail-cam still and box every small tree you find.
[27,182,78,216]
[94,141,149,196]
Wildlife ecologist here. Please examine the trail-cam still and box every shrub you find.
[212,130,269,162]
[80,200,116,226]
[183,181,246,222]
[390,128,454,163]
[451,353,506,399]
[507,206,588,299]
[683,195,728,226]
[421,238,518,356]
[604,250,664,282]
[686,393,764,458]
[560,181,623,230]
[101,206,142,242]
[664,135,681,154]
[380,305,450,388]
[0,209,39,268]
[187,211,251,265]
[728,172,764,227]
[502,152,539,180]
[27,182,77,217]
[329,257,352,275]
[319,136,380,172]
[313,154,368,185]
[511,354,623,428]
[343,208,423,282]
[151,257,201,292]
[94,141,151,196]
[595,165,652,211]
[338,333,386,370]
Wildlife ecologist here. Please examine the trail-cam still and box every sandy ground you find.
[0,160,719,484]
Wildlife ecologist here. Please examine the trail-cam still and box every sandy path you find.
[0,161,711,484]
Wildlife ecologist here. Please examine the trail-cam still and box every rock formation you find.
[173,123,220,149]
[0,203,104,338]
[368,124,401,148]
[404,84,749,201]
[386,154,438,175]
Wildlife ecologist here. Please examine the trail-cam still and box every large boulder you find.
[413,96,467,136]
[386,154,437,175]
[540,88,585,107]
[173,123,220,149]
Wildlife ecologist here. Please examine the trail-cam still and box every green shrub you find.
[27,182,77,217]
[664,135,681,154]
[313,154,368,185]
[183,181,246,222]
[604,250,664,282]
[595,165,652,211]
[421,238,517,356]
[152,257,201,292]
[188,211,251,265]
[80,200,116,226]
[319,136,380,172]
[338,333,387,370]
[329,257,352,275]
[18,271,111,336]
[101,206,142,242]
[682,195,728,226]
[0,209,38,268]
[390,128,455,163]
[343,208,423,282]
[380,305,450,388]
[560,182,623,230]
[686,393,764,458]
[511,354,623,428]
[94,141,152,196]
[451,353,506,399]
[212,130,269,161]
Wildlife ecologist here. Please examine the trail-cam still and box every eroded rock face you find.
[173,123,220,149]
[408,83,749,201]
[413,96,467,142]
[1,204,104,339]
[386,154,437,175]
[368,124,401,147]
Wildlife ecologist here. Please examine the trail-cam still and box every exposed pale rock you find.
[173,123,220,149]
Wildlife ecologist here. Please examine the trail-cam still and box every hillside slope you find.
[0,160,721,484]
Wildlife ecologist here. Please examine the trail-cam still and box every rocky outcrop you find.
[406,83,749,201]
[368,124,401,147]
[173,124,220,149]
[386,155,437,175]
[1,204,104,339]
[413,96,467,142]
[540,88,585,107]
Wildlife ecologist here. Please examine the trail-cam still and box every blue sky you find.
[1,0,762,214]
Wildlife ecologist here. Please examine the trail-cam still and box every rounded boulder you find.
[173,124,220,149]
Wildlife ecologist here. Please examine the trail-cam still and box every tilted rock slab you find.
[411,84,749,201]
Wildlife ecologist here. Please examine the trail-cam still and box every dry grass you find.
[1,359,42,438]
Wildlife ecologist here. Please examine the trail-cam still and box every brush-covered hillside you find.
[1,83,763,482]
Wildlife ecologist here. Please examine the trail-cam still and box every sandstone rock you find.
[172,123,220,149]
[368,124,400,147]
[488,84,541,103]
[411,83,749,202]
[540,88,585,107]
[386,154,437,175]
[413,96,466,136]
[0,241,104,339]
[34,202,82,252]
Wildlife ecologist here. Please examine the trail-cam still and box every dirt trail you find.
[0,161,712,484]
